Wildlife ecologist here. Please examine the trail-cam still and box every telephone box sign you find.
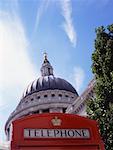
[24,128,90,139]
[11,113,105,150]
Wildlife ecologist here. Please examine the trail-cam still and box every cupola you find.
[41,52,53,76]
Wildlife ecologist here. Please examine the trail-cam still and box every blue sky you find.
[0,0,113,141]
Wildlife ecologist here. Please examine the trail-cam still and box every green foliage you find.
[87,24,113,150]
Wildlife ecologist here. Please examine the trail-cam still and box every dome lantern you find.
[41,52,54,77]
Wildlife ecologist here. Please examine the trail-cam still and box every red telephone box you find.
[11,113,105,150]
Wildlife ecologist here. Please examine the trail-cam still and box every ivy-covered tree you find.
[87,24,113,150]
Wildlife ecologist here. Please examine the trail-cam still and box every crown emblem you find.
[51,116,62,126]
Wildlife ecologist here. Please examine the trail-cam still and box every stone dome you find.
[23,75,78,98]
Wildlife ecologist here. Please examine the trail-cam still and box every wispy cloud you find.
[0,5,37,140]
[59,0,77,47]
[34,0,50,34]
[0,12,36,92]
[73,67,85,93]
[0,141,9,149]
[34,0,77,47]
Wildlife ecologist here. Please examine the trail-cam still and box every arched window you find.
[43,109,49,113]
[59,94,62,97]
[65,95,69,98]
[37,96,40,99]
[63,108,66,113]
[31,98,34,101]
[51,94,55,97]
[44,95,48,98]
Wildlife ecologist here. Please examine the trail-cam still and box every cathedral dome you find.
[22,76,78,98]
[5,53,79,141]
[23,53,78,98]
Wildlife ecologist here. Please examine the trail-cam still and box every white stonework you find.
[0,141,10,150]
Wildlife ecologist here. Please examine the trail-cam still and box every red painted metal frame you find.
[11,113,105,150]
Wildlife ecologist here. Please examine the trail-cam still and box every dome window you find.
[44,95,48,98]
[33,110,39,114]
[63,108,66,113]
[58,94,62,97]
[43,109,49,113]
[37,96,40,99]
[51,94,55,97]
[65,95,69,98]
